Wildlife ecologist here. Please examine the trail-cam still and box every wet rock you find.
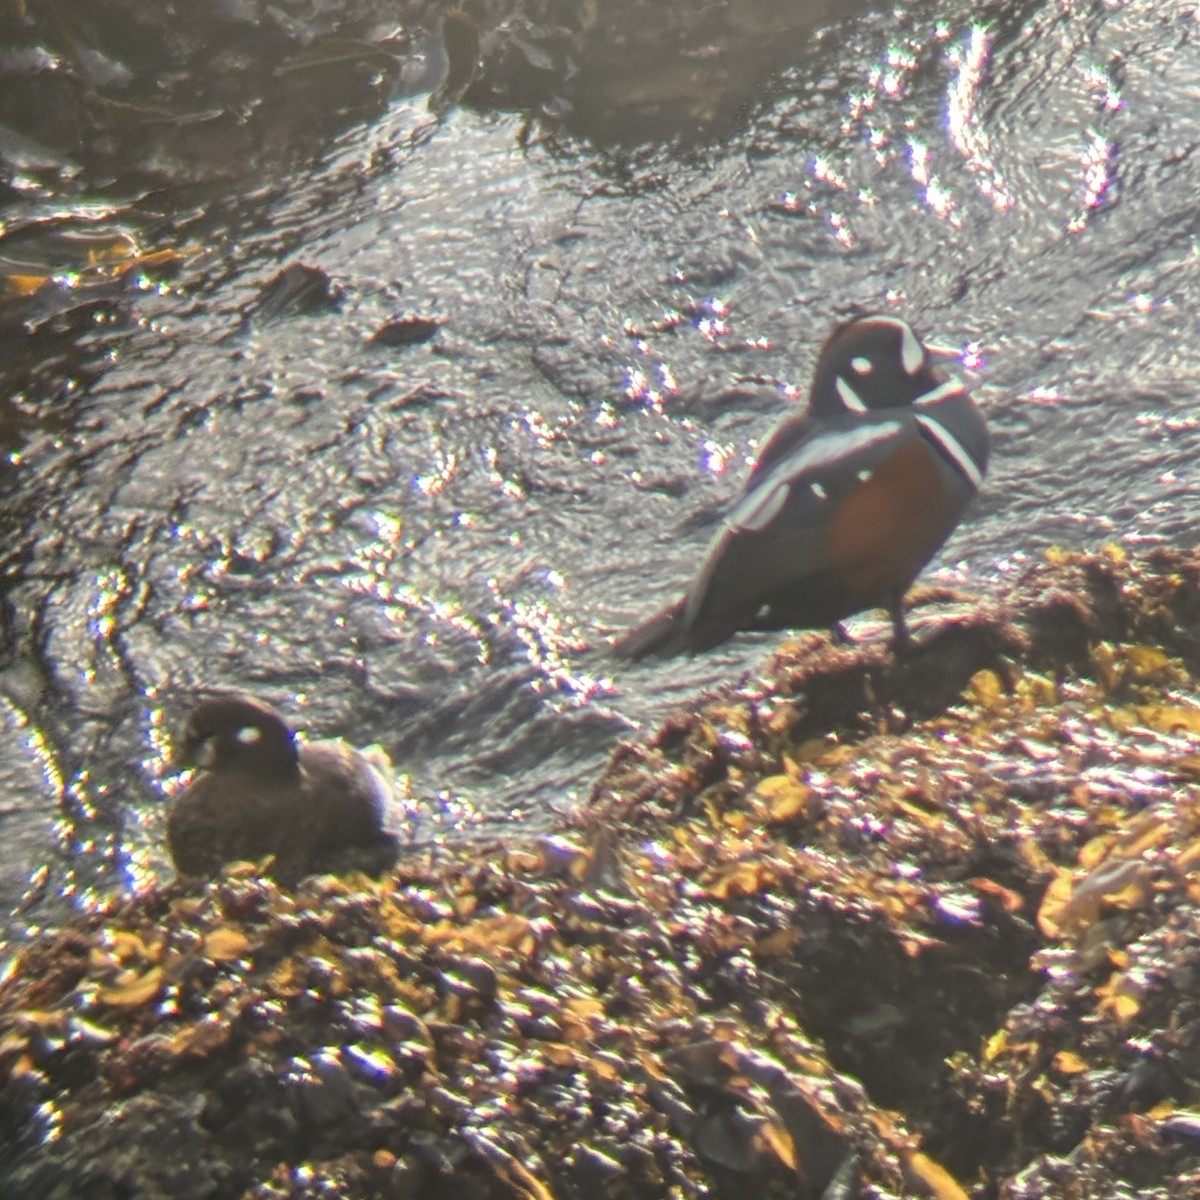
[287,1049,361,1134]
[459,0,865,145]
[0,0,429,190]
[4,548,1200,1198]
[429,7,482,114]
[248,263,343,323]
[3,1091,229,1200]
[370,314,440,346]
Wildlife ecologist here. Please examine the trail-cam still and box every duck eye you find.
[235,726,263,746]
[850,355,873,375]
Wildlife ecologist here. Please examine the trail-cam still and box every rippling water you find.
[2,0,1200,933]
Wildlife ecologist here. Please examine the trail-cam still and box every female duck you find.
[167,695,399,883]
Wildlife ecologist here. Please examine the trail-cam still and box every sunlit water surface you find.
[2,0,1200,935]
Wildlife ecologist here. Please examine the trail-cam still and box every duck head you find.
[809,314,949,417]
[178,695,300,781]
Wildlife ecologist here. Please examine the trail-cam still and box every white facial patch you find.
[899,322,925,376]
[810,482,828,500]
[857,315,926,377]
[236,725,263,746]
[850,356,873,374]
[915,414,984,489]
[835,376,868,413]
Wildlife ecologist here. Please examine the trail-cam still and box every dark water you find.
[2,0,1199,934]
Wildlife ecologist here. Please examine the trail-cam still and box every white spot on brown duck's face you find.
[180,695,298,778]
[812,316,941,419]
[836,376,868,413]
[194,736,218,769]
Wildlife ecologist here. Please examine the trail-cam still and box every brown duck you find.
[167,695,399,883]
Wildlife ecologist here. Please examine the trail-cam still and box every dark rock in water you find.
[457,0,865,145]
[429,6,482,115]
[248,263,342,323]
[167,694,399,883]
[369,314,440,347]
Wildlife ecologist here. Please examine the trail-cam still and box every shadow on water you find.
[2,0,1200,937]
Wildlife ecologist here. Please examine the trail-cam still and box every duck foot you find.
[889,603,912,654]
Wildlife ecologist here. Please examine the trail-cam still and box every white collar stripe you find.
[835,376,868,413]
[915,414,984,490]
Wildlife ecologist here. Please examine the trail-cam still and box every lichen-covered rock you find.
[3,547,1200,1198]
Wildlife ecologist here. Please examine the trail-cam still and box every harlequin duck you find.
[167,695,400,883]
[614,314,990,658]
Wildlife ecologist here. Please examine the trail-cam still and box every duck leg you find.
[889,596,912,653]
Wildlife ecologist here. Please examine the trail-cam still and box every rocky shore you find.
[2,547,1200,1198]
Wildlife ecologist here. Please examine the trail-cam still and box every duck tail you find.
[612,600,690,660]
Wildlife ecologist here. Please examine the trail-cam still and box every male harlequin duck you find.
[167,695,400,883]
[614,314,990,659]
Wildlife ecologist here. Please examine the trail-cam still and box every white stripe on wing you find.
[725,420,902,534]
